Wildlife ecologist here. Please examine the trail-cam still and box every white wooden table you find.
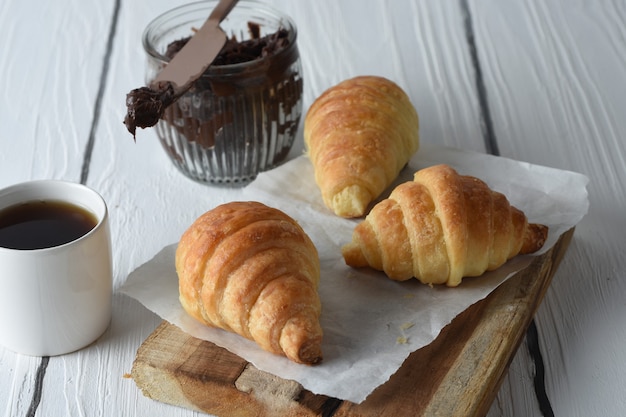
[1,1,624,416]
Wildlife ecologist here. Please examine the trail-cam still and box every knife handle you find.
[209,0,239,23]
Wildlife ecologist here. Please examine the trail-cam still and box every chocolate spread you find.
[123,23,297,139]
[124,83,176,137]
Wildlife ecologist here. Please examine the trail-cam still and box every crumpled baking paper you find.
[120,143,589,403]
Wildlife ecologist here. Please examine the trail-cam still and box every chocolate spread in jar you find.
[124,21,302,147]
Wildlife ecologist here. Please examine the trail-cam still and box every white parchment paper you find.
[120,143,589,403]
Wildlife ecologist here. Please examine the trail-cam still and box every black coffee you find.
[0,200,98,250]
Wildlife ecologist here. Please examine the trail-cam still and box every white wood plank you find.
[0,0,110,188]
[272,0,488,153]
[470,0,626,416]
[0,351,42,417]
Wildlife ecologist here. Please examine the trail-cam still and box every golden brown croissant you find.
[342,164,548,287]
[175,201,323,365]
[304,75,420,218]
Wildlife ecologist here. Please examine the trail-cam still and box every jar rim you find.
[141,0,298,72]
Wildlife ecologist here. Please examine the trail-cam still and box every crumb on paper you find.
[123,373,132,379]
[395,322,414,345]
[400,322,414,331]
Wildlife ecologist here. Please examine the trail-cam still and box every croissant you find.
[304,75,420,218]
[342,164,549,287]
[175,201,323,365]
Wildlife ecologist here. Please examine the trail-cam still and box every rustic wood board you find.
[131,228,574,417]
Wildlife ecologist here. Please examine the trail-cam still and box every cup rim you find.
[0,180,108,254]
[141,0,298,72]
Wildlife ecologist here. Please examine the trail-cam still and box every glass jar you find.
[142,1,303,186]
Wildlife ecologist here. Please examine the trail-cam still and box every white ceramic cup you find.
[0,180,112,356]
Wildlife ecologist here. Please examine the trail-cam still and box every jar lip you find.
[142,0,298,71]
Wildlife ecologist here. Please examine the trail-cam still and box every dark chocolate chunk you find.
[123,82,176,138]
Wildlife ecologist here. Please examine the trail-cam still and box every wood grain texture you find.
[0,0,111,189]
[131,229,573,417]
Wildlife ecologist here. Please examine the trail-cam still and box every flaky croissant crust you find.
[304,75,420,218]
[342,164,548,287]
[176,201,323,365]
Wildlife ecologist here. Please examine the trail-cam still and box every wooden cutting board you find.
[131,228,574,417]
